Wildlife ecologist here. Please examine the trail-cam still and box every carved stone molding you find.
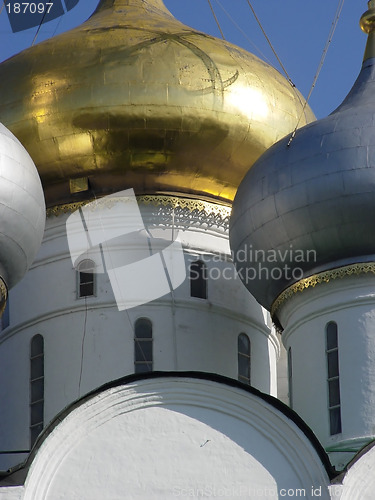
[47,195,232,230]
[271,262,375,320]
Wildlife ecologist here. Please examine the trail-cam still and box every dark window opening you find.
[30,334,44,447]
[326,322,342,435]
[190,260,207,299]
[134,318,153,373]
[238,333,251,385]
[77,259,95,298]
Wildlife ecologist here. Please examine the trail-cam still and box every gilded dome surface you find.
[0,0,314,207]
[230,3,375,311]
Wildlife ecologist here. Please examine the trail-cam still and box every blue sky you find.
[0,0,368,118]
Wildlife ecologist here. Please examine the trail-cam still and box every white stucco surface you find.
[340,443,375,500]
[280,274,375,469]
[18,376,330,499]
[0,489,22,500]
[0,201,278,471]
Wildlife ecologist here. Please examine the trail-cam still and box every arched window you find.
[134,318,153,373]
[326,322,342,435]
[77,259,95,298]
[288,347,293,408]
[30,334,44,447]
[238,333,251,385]
[190,260,207,299]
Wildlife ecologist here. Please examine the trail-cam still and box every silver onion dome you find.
[0,122,45,308]
[230,1,375,311]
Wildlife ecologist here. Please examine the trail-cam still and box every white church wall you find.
[0,488,23,500]
[0,330,30,469]
[277,339,289,404]
[279,273,375,469]
[0,200,277,471]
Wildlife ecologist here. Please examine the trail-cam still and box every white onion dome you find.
[230,1,375,312]
[0,123,45,309]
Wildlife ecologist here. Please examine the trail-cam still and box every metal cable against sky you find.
[245,0,295,87]
[31,5,49,45]
[207,0,225,40]
[213,0,273,66]
[214,0,306,114]
[288,0,345,145]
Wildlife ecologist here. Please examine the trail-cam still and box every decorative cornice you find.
[139,195,232,219]
[271,262,375,319]
[47,195,231,220]
[46,201,88,217]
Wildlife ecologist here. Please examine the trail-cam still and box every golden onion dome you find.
[0,0,315,207]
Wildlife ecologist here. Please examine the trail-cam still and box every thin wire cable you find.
[31,6,49,46]
[214,0,273,66]
[87,190,143,368]
[207,0,225,40]
[215,0,306,111]
[51,10,65,38]
[245,0,295,86]
[1,1,64,60]
[170,206,178,370]
[288,0,345,146]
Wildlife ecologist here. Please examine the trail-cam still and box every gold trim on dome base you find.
[0,277,8,317]
[139,195,231,219]
[47,194,232,220]
[47,201,88,217]
[271,262,375,318]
